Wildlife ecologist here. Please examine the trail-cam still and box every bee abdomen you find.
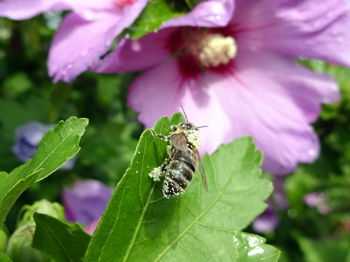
[169,158,194,180]
[162,161,194,198]
[163,177,184,198]
[173,151,196,172]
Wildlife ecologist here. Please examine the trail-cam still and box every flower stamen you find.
[197,34,237,68]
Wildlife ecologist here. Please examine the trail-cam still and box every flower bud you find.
[7,200,64,262]
[17,199,64,227]
[6,222,49,262]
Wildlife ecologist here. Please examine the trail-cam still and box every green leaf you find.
[125,0,188,39]
[0,252,12,262]
[32,213,90,262]
[0,117,88,226]
[84,113,273,261]
[184,0,205,8]
[232,232,280,262]
[0,170,41,228]
[29,117,88,182]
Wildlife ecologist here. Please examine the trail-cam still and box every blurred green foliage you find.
[0,16,142,231]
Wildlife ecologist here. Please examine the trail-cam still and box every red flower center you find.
[167,27,237,78]
[115,0,135,7]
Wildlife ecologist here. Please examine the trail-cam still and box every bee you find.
[149,110,208,198]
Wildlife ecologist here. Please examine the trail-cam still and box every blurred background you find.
[1,13,350,262]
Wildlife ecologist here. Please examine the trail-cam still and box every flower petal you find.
[48,13,119,82]
[0,0,121,20]
[84,217,100,235]
[128,59,186,123]
[93,0,234,73]
[12,122,53,162]
[304,192,326,207]
[62,180,113,224]
[206,50,338,174]
[48,0,148,82]
[93,28,174,73]
[234,0,350,66]
[163,0,235,28]
[252,206,278,233]
[129,49,339,175]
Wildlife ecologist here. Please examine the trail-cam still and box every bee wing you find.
[170,133,188,151]
[194,150,208,192]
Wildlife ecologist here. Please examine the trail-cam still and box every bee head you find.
[171,122,198,133]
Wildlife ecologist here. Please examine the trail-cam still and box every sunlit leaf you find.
[126,0,187,39]
[84,113,274,261]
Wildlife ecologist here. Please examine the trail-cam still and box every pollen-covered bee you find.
[149,112,208,198]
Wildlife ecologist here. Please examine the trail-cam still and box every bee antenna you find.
[197,125,208,129]
[180,105,189,122]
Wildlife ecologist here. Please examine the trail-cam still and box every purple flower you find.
[13,122,53,162]
[253,176,287,233]
[252,206,278,233]
[62,180,113,224]
[0,0,148,82]
[304,192,326,206]
[12,122,76,169]
[304,192,330,214]
[94,0,350,174]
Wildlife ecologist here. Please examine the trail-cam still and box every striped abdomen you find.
[162,150,196,198]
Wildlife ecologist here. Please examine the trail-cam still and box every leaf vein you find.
[42,219,74,262]
[33,133,76,178]
[154,172,234,261]
[122,185,155,262]
[97,181,128,261]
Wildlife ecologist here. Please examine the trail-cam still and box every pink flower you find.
[0,0,148,82]
[84,217,101,235]
[94,0,349,174]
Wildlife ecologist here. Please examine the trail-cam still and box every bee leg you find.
[149,161,167,181]
[149,154,171,182]
[149,129,172,182]
[150,129,169,142]
[149,167,163,181]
